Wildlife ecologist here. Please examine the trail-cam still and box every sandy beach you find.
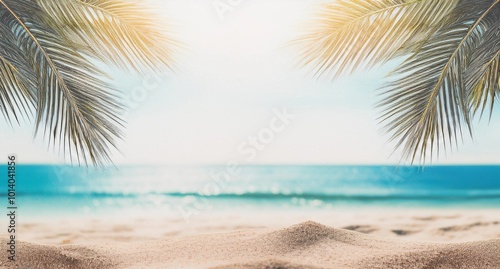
[0,0,499,268]
[1,208,499,269]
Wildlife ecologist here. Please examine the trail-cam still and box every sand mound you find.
[258,221,338,251]
[0,239,112,269]
[212,259,323,269]
[1,221,499,269]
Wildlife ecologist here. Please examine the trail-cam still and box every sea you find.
[2,165,500,220]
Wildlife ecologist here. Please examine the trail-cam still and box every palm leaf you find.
[379,0,499,162]
[0,19,36,124]
[297,0,458,78]
[37,0,177,74]
[465,11,500,119]
[0,0,176,165]
[1,0,124,165]
[300,0,500,163]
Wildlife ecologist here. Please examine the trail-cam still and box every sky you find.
[0,0,499,165]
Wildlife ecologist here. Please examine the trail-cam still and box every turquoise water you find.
[2,165,500,218]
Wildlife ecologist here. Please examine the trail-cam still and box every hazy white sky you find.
[0,0,499,165]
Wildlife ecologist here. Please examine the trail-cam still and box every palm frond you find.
[379,0,499,162]
[1,0,124,165]
[37,0,177,73]
[0,19,36,124]
[0,0,177,165]
[298,0,458,78]
[300,0,500,163]
[466,10,500,119]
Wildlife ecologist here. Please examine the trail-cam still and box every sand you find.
[1,208,499,268]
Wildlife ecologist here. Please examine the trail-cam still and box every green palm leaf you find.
[300,0,500,163]
[466,16,500,118]
[0,0,176,165]
[380,0,499,162]
[0,21,36,124]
